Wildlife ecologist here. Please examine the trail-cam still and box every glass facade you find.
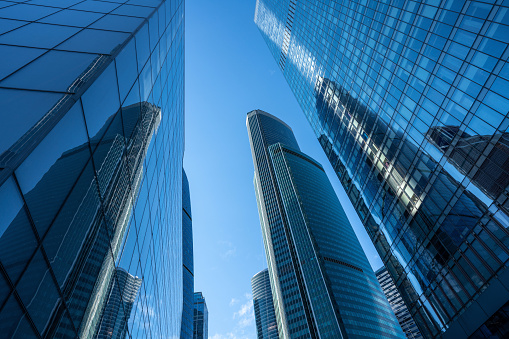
[0,0,185,338]
[251,269,278,339]
[247,110,404,338]
[193,292,208,339]
[254,0,509,338]
[181,169,194,339]
[376,266,423,339]
[95,268,142,339]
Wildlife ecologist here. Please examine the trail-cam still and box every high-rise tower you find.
[193,292,208,339]
[181,169,194,339]
[251,269,278,339]
[255,1,509,337]
[247,109,404,338]
[0,0,185,337]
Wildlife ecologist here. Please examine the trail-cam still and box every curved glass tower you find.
[181,169,194,339]
[254,1,509,337]
[247,110,404,339]
[0,0,185,337]
[251,269,278,339]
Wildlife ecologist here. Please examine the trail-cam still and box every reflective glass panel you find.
[0,295,37,338]
[56,28,130,54]
[0,18,27,35]
[112,4,154,18]
[0,176,24,238]
[70,0,120,13]
[38,8,103,27]
[0,45,46,80]
[90,14,144,33]
[29,0,82,8]
[115,38,138,102]
[0,3,58,21]
[1,50,98,92]
[0,22,80,49]
[0,88,63,156]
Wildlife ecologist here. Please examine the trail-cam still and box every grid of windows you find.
[0,0,185,337]
[251,269,278,339]
[193,292,208,339]
[255,0,509,338]
[181,170,194,339]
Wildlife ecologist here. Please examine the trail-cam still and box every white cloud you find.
[230,298,240,307]
[218,241,237,259]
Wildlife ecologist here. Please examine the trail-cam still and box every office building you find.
[255,1,509,337]
[251,269,278,339]
[0,0,185,337]
[376,267,422,339]
[193,292,208,339]
[95,268,142,339]
[181,170,194,339]
[247,110,404,338]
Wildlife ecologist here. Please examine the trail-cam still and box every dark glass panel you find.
[15,249,60,334]
[56,28,130,55]
[39,8,103,27]
[0,270,10,311]
[0,22,80,49]
[127,0,161,7]
[70,0,120,13]
[112,4,154,18]
[148,14,159,52]
[29,0,82,8]
[0,45,46,80]
[115,38,138,102]
[0,3,58,21]
[0,18,27,35]
[0,88,63,156]
[42,160,99,287]
[1,50,97,92]
[0,176,23,238]
[81,63,121,141]
[16,102,90,235]
[0,295,37,338]
[90,13,144,33]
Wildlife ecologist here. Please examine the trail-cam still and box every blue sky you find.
[184,1,383,338]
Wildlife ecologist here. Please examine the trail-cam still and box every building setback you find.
[252,269,278,339]
[247,110,404,338]
[0,0,185,337]
[181,170,194,339]
[376,267,423,339]
[193,292,208,339]
[254,0,509,337]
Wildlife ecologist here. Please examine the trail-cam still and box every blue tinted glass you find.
[0,89,63,156]
[70,0,120,13]
[0,45,45,80]
[127,0,161,7]
[0,296,37,338]
[486,22,509,43]
[112,4,154,18]
[135,23,150,71]
[0,22,80,49]
[1,50,97,92]
[16,102,88,195]
[0,1,13,9]
[39,8,104,27]
[139,60,152,102]
[115,38,138,102]
[0,177,24,238]
[90,13,144,33]
[81,63,121,140]
[0,3,58,20]
[29,0,82,8]
[56,28,130,54]
[0,18,27,34]
[149,15,159,52]
[15,249,61,334]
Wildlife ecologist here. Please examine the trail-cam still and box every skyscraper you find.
[0,0,185,337]
[193,292,208,339]
[181,170,194,339]
[95,268,142,339]
[255,1,509,337]
[376,267,423,339]
[247,110,404,338]
[251,269,278,339]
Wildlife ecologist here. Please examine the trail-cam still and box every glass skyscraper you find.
[254,1,509,338]
[0,0,185,337]
[181,169,194,339]
[251,269,278,339]
[247,110,404,338]
[376,266,423,339]
[193,292,208,339]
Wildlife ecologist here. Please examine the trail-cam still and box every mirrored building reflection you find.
[0,0,185,337]
[193,292,208,339]
[254,1,509,337]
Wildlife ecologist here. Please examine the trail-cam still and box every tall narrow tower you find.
[247,109,404,338]
[251,269,278,339]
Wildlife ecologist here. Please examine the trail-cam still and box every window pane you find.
[90,14,144,33]
[112,4,154,18]
[39,8,103,27]
[0,22,80,49]
[0,88,63,156]
[0,3,58,21]
[0,45,46,80]
[0,295,37,338]
[1,50,98,92]
[81,63,121,141]
[29,0,82,8]
[0,18,28,35]
[115,38,138,102]
[56,28,130,54]
[70,0,120,13]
